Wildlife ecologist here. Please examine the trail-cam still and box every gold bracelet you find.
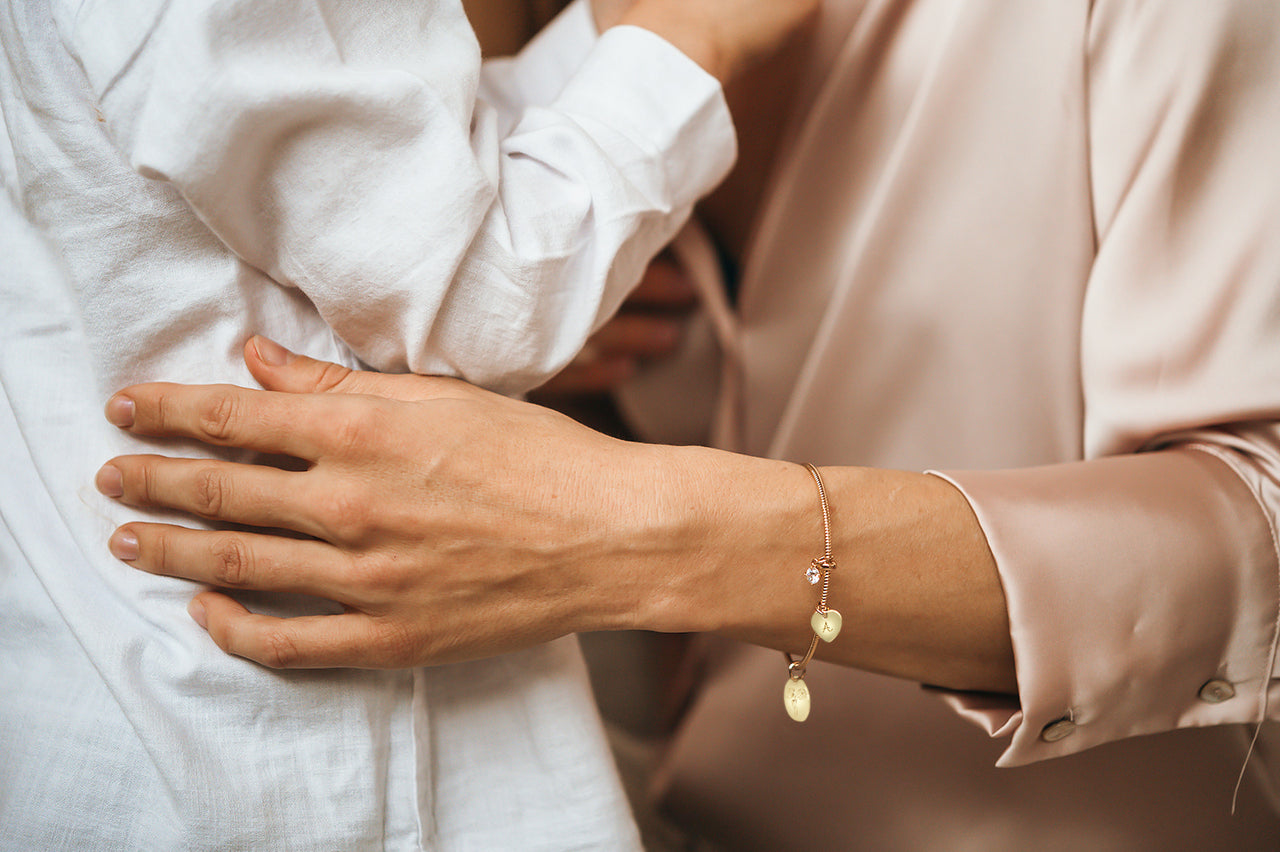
[782,463,842,722]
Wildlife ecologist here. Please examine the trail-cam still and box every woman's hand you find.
[535,252,696,395]
[96,337,691,668]
[590,0,635,32]
[96,338,1014,692]
[612,0,819,84]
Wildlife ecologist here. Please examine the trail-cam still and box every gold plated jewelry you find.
[783,463,842,722]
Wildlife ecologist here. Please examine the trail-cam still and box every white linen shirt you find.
[0,0,734,848]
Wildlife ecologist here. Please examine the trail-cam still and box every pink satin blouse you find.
[619,0,1280,847]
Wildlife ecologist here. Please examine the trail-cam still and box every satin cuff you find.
[931,449,1280,766]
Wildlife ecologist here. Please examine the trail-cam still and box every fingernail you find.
[253,336,292,366]
[188,599,208,630]
[96,464,124,498]
[105,395,135,428]
[109,530,139,561]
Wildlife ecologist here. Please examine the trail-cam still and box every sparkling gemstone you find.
[805,565,821,584]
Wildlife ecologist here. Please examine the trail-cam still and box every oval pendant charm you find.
[811,608,843,643]
[783,677,811,722]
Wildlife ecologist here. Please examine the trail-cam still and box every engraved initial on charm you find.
[783,677,811,722]
[811,608,843,643]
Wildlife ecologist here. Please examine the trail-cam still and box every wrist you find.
[624,445,815,638]
[598,442,1016,693]
[617,6,732,83]
[568,440,723,634]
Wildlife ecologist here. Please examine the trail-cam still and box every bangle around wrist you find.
[782,463,842,722]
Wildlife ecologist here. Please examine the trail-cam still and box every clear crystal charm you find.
[805,564,821,584]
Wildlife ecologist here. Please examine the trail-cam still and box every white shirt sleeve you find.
[475,0,599,133]
[56,0,736,394]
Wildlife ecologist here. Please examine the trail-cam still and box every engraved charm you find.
[811,608,843,643]
[783,677,811,722]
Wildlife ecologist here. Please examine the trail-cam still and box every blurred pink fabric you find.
[619,0,1280,847]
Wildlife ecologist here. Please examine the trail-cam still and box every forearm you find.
[616,445,1017,694]
[96,350,1013,689]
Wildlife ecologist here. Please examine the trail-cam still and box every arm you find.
[56,0,808,394]
[95,337,1015,693]
[95,0,1280,764]
[933,0,1280,764]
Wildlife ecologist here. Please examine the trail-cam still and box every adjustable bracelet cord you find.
[783,463,843,722]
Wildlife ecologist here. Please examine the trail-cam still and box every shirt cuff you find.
[928,448,1280,766]
[552,24,738,215]
[479,0,599,112]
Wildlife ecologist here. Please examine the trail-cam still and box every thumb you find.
[243,336,483,402]
[244,335,370,394]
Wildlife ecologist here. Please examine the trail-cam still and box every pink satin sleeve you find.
[933,0,1280,766]
[934,447,1280,766]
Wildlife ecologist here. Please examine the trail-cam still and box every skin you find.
[96,337,1017,695]
[94,0,1014,695]
[604,0,819,85]
[541,3,821,396]
[536,253,696,395]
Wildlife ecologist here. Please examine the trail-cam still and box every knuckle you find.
[193,466,229,516]
[153,387,178,433]
[348,552,402,597]
[209,535,253,587]
[316,488,373,542]
[259,627,303,669]
[329,402,379,457]
[197,390,241,442]
[150,526,170,573]
[313,361,354,393]
[135,459,160,505]
[374,619,422,667]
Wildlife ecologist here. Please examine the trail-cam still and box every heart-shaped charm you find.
[783,677,811,722]
[811,608,843,643]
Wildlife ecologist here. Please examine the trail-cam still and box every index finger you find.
[626,255,697,310]
[106,382,337,459]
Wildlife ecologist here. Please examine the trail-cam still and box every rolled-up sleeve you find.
[934,0,1280,766]
[57,0,736,394]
